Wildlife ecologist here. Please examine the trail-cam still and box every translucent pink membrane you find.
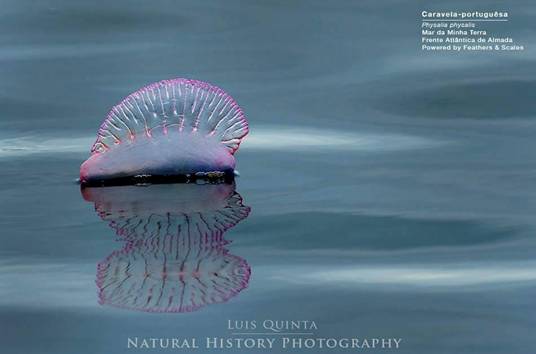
[80,78,248,184]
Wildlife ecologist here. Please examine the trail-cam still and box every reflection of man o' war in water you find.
[81,183,250,313]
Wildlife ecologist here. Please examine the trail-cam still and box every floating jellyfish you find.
[82,183,251,313]
[79,79,248,186]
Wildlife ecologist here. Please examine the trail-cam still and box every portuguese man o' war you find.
[82,182,251,313]
[80,78,248,185]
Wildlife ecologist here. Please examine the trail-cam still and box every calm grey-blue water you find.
[1,1,535,353]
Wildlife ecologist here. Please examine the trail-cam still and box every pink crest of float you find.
[91,78,248,155]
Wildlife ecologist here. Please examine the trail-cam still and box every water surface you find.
[1,1,535,353]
